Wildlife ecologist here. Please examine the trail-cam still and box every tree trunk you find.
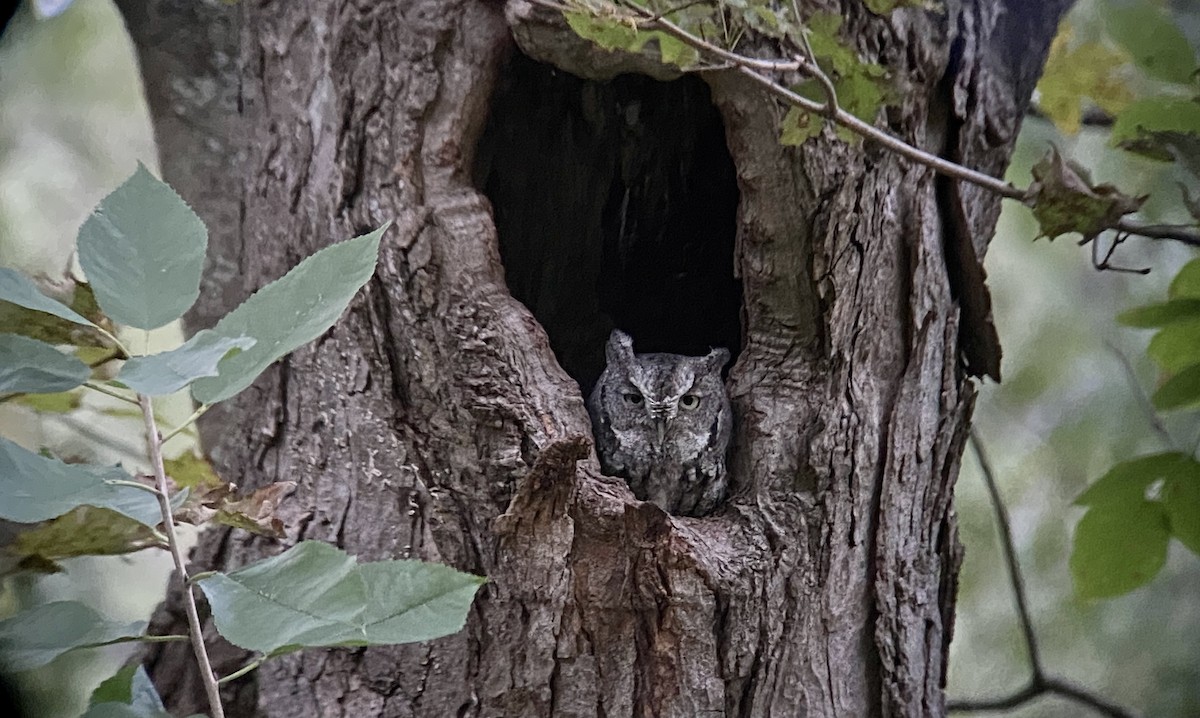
[120,0,1069,715]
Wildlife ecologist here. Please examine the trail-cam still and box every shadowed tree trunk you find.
[118,0,1070,715]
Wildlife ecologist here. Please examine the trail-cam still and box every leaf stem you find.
[139,393,226,718]
[217,655,266,685]
[103,479,162,496]
[83,381,140,406]
[160,404,209,446]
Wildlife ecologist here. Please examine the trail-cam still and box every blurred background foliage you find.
[0,0,1197,716]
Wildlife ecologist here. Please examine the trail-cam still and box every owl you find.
[587,329,732,517]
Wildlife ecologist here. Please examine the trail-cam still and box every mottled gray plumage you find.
[587,329,732,516]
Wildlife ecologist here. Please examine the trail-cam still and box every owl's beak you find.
[654,417,667,446]
[647,402,674,447]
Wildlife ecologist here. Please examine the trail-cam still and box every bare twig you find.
[968,431,1042,674]
[948,432,1139,718]
[140,394,226,718]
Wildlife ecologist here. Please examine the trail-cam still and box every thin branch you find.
[139,394,226,718]
[948,432,1140,718]
[529,0,1200,248]
[968,431,1042,675]
[160,403,209,447]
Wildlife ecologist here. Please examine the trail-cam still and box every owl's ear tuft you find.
[702,347,730,373]
[607,329,637,366]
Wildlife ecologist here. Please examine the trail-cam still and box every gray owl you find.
[587,329,732,517]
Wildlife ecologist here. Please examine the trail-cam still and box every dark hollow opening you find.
[473,53,742,394]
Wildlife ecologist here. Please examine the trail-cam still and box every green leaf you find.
[12,390,83,414]
[780,105,823,146]
[1102,0,1197,85]
[1165,472,1200,555]
[191,225,387,404]
[1118,299,1200,327]
[196,540,483,655]
[1153,363,1200,410]
[0,267,98,329]
[87,664,169,718]
[0,601,145,672]
[0,334,89,394]
[76,164,208,330]
[11,506,164,563]
[0,436,161,526]
[1110,98,1200,161]
[1147,317,1200,372]
[1036,26,1132,134]
[118,330,255,396]
[1071,500,1170,599]
[89,664,142,706]
[650,32,699,68]
[163,451,222,490]
[1169,258,1200,299]
[862,0,930,13]
[1076,452,1198,506]
[0,280,113,347]
[563,10,640,52]
[1028,147,1145,242]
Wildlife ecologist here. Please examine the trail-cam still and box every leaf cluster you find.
[0,166,484,716]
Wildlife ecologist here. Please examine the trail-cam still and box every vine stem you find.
[139,393,225,718]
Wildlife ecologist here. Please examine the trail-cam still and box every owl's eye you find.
[680,394,699,409]
[624,392,644,405]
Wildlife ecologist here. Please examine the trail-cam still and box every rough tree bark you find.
[118,0,1069,716]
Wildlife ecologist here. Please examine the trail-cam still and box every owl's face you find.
[598,330,730,458]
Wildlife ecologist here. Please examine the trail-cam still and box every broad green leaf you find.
[0,280,112,347]
[1028,147,1144,242]
[1071,500,1170,599]
[1118,299,1200,327]
[76,164,207,330]
[87,665,168,718]
[1036,26,1132,134]
[0,334,89,394]
[118,331,255,396]
[563,10,640,51]
[0,267,97,329]
[1169,258,1200,299]
[1076,453,1198,506]
[1147,317,1200,372]
[12,506,164,563]
[89,664,142,706]
[191,225,387,404]
[1102,0,1197,85]
[780,106,823,146]
[1153,364,1200,410]
[651,32,699,68]
[197,540,483,655]
[1110,98,1200,161]
[0,601,145,671]
[0,436,160,526]
[1165,473,1200,555]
